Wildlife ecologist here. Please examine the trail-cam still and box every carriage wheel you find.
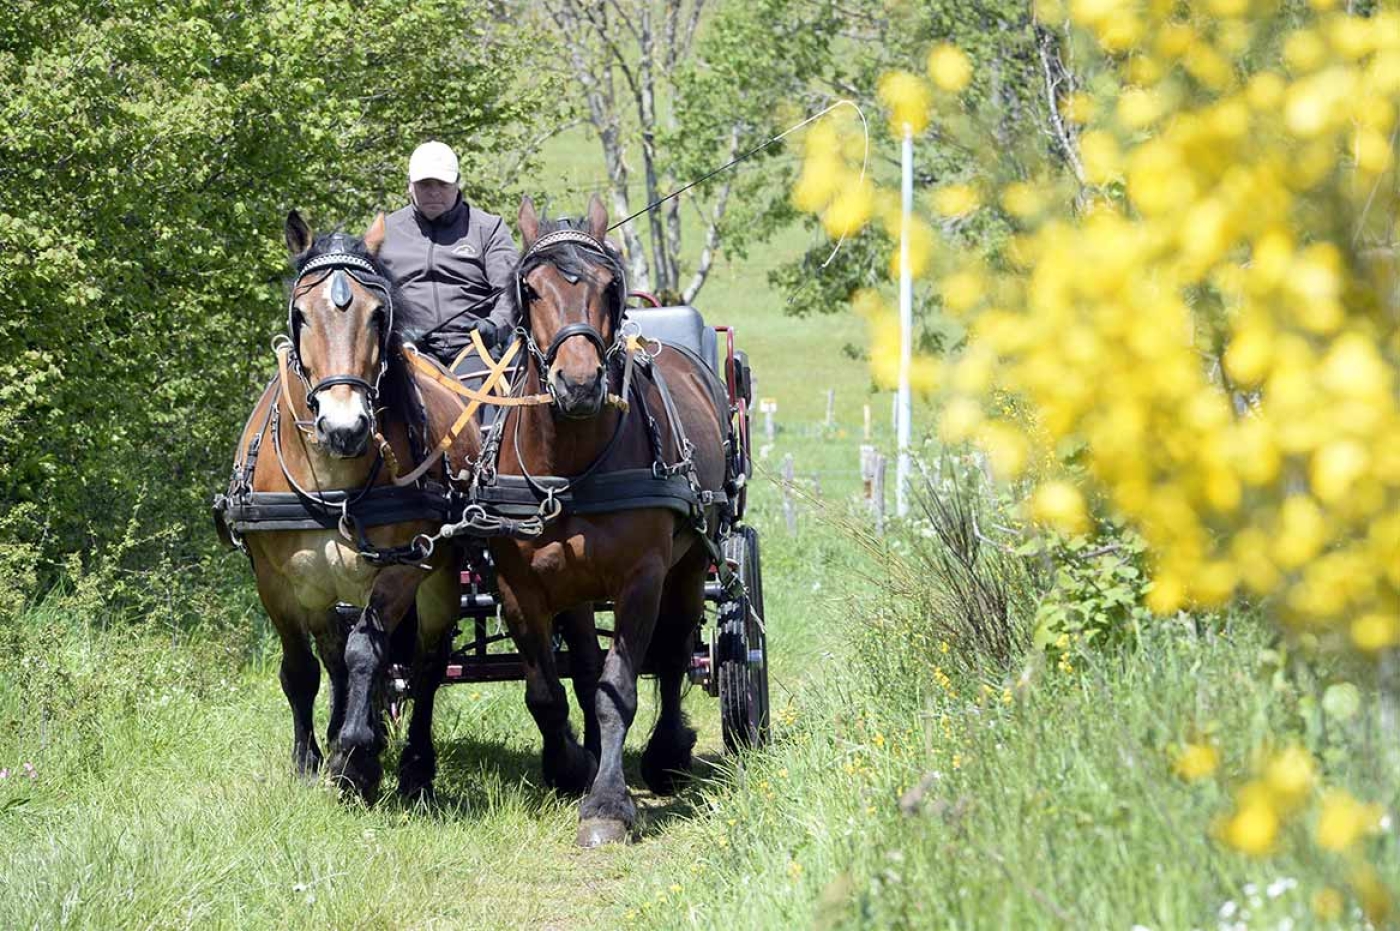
[717,525,769,751]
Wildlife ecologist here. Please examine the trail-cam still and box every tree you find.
[772,0,1047,321]
[0,0,556,597]
[537,0,838,302]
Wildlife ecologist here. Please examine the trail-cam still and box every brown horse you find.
[487,196,728,846]
[221,212,477,801]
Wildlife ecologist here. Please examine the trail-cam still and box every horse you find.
[216,212,478,802]
[484,195,728,846]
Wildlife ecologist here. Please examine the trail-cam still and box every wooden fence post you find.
[860,444,876,503]
[781,453,797,535]
[863,404,872,440]
[873,454,887,536]
[824,388,836,427]
[760,398,776,442]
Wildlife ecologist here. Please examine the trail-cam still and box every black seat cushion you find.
[623,305,719,375]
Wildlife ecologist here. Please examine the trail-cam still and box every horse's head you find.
[283,210,394,457]
[516,195,625,420]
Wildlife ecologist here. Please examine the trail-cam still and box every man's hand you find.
[469,318,501,350]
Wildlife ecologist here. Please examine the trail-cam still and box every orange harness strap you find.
[392,339,542,487]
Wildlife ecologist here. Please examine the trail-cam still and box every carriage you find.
[385,294,771,751]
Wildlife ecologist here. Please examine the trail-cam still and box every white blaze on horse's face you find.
[295,273,383,458]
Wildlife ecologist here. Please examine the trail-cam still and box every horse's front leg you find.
[328,566,418,802]
[398,558,461,801]
[498,576,597,795]
[577,554,668,847]
[276,627,323,777]
[556,605,603,760]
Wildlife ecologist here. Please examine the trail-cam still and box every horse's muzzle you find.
[316,413,371,457]
[551,367,606,419]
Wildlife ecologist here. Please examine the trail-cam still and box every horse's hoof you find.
[576,818,630,848]
[397,779,435,805]
[544,743,599,796]
[641,726,696,796]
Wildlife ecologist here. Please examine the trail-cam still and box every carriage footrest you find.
[442,651,577,683]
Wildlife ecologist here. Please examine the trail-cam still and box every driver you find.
[378,140,520,376]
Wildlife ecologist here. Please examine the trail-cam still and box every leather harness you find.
[213,231,737,583]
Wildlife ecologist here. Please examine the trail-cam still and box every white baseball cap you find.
[408,141,459,184]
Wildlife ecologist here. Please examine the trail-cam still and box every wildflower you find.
[877,71,930,134]
[1315,789,1382,851]
[822,179,874,238]
[1351,864,1393,924]
[1000,182,1045,220]
[1172,742,1220,782]
[0,769,8,780]
[927,45,972,93]
[932,184,979,218]
[1030,481,1089,534]
[22,762,35,780]
[1220,784,1280,856]
[1263,747,1315,811]
[788,860,804,880]
[669,884,682,894]
[1310,887,1344,921]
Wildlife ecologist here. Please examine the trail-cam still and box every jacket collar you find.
[414,193,466,229]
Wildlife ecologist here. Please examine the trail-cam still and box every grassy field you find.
[4,140,1397,931]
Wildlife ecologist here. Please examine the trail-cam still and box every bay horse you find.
[218,212,477,801]
[487,195,728,846]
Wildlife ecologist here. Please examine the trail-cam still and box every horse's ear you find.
[285,210,313,256]
[586,194,608,243]
[518,196,540,250]
[363,212,386,257]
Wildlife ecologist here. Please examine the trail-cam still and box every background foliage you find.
[0,0,555,608]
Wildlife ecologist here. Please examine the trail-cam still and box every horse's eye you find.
[292,307,307,327]
[370,308,386,329]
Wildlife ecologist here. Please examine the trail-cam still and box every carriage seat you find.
[622,305,719,375]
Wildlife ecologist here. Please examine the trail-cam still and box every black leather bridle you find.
[285,243,396,418]
[515,228,628,399]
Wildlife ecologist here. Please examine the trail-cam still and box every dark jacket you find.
[378,196,520,363]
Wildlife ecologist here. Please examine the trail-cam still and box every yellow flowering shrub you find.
[794,0,1399,914]
[797,3,1400,647]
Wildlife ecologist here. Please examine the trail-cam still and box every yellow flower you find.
[933,183,980,218]
[1000,181,1045,219]
[940,394,985,442]
[1172,742,1220,782]
[822,179,873,238]
[1351,864,1393,924]
[1030,481,1089,534]
[1220,785,1280,856]
[927,44,972,93]
[1315,789,1382,851]
[1080,131,1122,186]
[787,860,804,880]
[1263,746,1316,811]
[877,71,930,135]
[1351,613,1400,652]
[1311,887,1344,922]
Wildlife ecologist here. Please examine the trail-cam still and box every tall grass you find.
[612,473,1399,931]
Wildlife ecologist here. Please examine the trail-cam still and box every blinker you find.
[330,269,353,310]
